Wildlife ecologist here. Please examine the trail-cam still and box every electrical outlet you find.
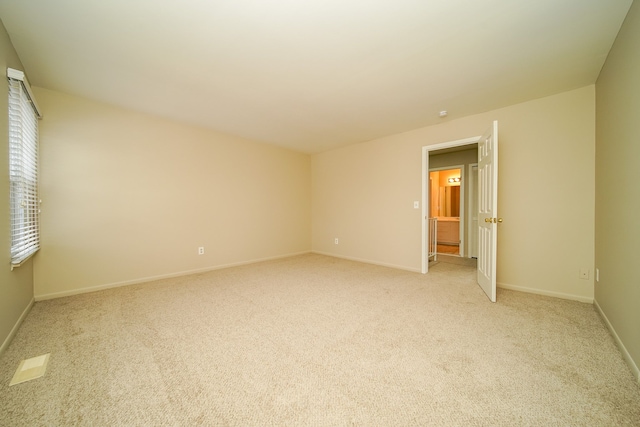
[579,268,589,280]
[198,247,205,255]
[334,238,339,245]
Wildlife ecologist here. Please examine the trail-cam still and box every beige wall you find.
[33,88,311,299]
[0,20,35,353]
[595,0,640,380]
[312,86,595,302]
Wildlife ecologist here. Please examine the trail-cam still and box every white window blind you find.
[8,68,42,268]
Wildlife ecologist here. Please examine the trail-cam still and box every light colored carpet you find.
[1,253,639,426]
[434,253,477,268]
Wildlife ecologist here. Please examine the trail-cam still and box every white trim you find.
[0,298,34,356]
[312,251,421,273]
[35,251,311,301]
[594,299,640,383]
[460,167,465,257]
[421,148,428,273]
[422,136,480,274]
[10,251,37,270]
[425,136,481,152]
[468,163,479,259]
[7,67,42,118]
[497,281,594,304]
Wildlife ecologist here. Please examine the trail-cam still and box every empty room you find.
[1,0,639,425]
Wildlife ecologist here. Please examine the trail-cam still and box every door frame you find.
[421,136,480,274]
[468,163,479,259]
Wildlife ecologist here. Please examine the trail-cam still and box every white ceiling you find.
[0,0,632,153]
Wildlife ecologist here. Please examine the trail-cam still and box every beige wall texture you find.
[595,0,640,380]
[33,88,311,299]
[0,20,35,353]
[312,86,596,302]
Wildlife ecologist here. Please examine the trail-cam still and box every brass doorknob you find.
[485,217,503,223]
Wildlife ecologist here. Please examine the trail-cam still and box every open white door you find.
[477,121,499,302]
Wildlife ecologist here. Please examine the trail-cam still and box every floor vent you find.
[10,354,50,386]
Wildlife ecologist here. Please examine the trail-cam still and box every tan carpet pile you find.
[1,253,639,426]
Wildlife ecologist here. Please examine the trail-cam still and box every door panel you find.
[477,121,498,302]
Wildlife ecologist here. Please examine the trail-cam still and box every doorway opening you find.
[429,166,464,256]
[421,137,480,274]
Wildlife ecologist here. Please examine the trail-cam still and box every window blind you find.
[8,68,41,268]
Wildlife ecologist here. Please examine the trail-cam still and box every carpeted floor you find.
[1,253,639,426]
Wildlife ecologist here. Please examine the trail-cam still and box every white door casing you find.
[469,164,479,259]
[477,121,499,302]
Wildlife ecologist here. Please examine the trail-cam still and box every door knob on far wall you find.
[497,218,503,223]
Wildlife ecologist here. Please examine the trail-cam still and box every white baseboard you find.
[35,251,311,301]
[311,251,421,273]
[0,298,34,356]
[594,299,640,384]
[497,281,594,304]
